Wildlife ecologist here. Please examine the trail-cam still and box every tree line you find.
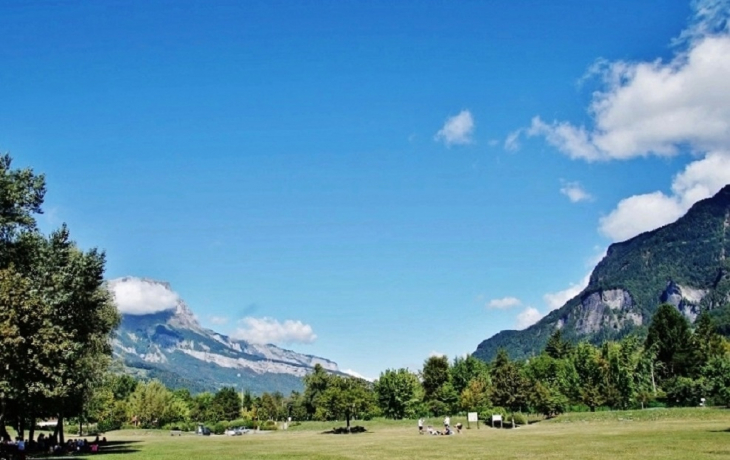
[2,153,729,438]
[81,303,730,433]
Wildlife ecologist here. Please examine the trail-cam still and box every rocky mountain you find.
[109,277,339,394]
[474,184,730,362]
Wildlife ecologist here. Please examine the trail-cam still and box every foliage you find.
[646,304,692,379]
[374,368,422,419]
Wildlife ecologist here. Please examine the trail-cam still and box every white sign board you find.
[467,412,478,423]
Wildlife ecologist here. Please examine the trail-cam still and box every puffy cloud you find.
[109,278,180,315]
[487,297,522,309]
[516,307,542,329]
[543,273,591,311]
[434,110,475,146]
[519,2,730,241]
[599,151,730,241]
[232,317,317,345]
[528,33,730,160]
[560,181,593,203]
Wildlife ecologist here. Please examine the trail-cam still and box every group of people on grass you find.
[0,433,106,459]
[418,416,462,436]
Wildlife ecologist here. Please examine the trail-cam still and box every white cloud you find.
[520,2,730,241]
[487,297,522,309]
[560,181,593,203]
[109,278,180,315]
[543,248,606,310]
[343,369,374,382]
[232,317,317,345]
[516,307,542,329]
[528,32,730,160]
[504,129,522,151]
[209,316,228,325]
[434,110,475,146]
[543,273,591,311]
[598,151,730,241]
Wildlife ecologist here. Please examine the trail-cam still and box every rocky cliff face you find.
[109,277,338,394]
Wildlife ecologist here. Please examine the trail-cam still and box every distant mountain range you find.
[109,277,338,394]
[474,184,730,362]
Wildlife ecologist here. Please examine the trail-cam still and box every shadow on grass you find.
[31,440,142,459]
[709,428,730,433]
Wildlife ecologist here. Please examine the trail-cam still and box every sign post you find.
[467,412,479,429]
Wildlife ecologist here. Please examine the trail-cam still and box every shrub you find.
[259,420,278,431]
[97,419,122,433]
[212,421,228,435]
[511,412,528,425]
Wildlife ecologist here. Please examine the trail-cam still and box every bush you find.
[212,421,228,435]
[228,418,254,429]
[259,420,278,431]
[511,412,528,425]
[97,419,122,433]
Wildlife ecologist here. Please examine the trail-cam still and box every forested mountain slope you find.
[474,185,730,362]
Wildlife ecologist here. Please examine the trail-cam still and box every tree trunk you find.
[28,412,35,444]
[346,412,351,432]
[0,402,10,442]
[58,413,65,444]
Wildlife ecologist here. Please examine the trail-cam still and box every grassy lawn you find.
[68,408,730,460]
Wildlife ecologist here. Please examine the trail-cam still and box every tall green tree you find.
[211,387,241,422]
[302,364,331,420]
[489,349,529,413]
[374,368,422,419]
[451,355,489,396]
[545,329,572,359]
[646,304,692,379]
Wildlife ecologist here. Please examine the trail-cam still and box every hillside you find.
[474,184,730,362]
[109,277,339,394]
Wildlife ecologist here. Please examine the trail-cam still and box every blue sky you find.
[2,0,730,380]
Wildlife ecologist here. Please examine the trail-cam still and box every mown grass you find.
[68,408,730,460]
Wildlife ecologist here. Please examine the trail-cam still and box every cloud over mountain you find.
[232,317,317,345]
[109,277,181,315]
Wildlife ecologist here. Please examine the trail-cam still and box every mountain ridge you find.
[109,277,339,394]
[473,184,730,362]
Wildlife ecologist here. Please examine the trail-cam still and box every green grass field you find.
[75,408,730,460]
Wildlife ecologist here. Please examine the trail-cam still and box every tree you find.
[689,312,726,375]
[489,350,529,413]
[212,387,241,422]
[374,368,422,419]
[127,380,174,428]
[571,342,606,411]
[645,304,691,379]
[459,377,491,414]
[545,329,572,359]
[318,376,375,431]
[302,364,331,419]
[421,355,450,398]
[451,355,489,396]
[0,156,119,441]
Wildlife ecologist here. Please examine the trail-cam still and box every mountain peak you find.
[108,276,339,393]
[107,276,201,330]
